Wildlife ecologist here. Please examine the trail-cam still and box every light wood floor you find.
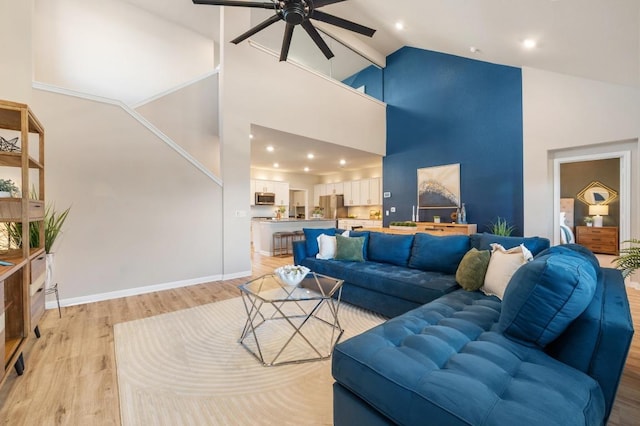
[0,253,638,425]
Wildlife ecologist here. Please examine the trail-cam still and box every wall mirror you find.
[576,181,618,205]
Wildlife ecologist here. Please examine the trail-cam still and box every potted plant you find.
[389,221,417,229]
[584,216,593,227]
[614,239,640,279]
[0,179,19,197]
[489,217,515,236]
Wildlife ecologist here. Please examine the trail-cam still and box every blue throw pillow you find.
[350,231,370,260]
[303,228,336,257]
[497,253,597,347]
[408,233,471,274]
[535,244,601,277]
[469,233,550,256]
[368,232,414,267]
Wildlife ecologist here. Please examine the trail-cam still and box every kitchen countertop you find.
[253,218,337,223]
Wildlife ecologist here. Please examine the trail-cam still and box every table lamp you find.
[588,204,608,227]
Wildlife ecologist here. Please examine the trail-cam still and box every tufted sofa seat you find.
[332,290,605,425]
[332,245,634,425]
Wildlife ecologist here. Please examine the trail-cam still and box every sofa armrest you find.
[546,267,634,422]
[293,240,307,265]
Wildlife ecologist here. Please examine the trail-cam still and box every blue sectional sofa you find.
[292,230,634,425]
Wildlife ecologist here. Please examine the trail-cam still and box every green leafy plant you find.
[390,221,417,227]
[584,216,593,224]
[489,217,515,236]
[0,179,19,194]
[6,204,70,253]
[614,239,640,278]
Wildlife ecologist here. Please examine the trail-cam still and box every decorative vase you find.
[45,253,55,290]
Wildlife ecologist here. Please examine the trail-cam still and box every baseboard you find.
[223,270,252,280]
[45,274,223,309]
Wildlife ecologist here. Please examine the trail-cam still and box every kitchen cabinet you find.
[338,219,383,230]
[254,179,275,194]
[313,184,326,207]
[292,191,305,207]
[326,182,344,195]
[274,181,289,207]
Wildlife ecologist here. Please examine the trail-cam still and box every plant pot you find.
[46,253,55,289]
[0,191,11,198]
[586,223,593,227]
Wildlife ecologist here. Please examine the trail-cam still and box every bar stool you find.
[272,232,288,256]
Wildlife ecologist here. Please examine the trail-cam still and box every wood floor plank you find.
[0,252,637,425]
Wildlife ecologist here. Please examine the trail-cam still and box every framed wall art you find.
[417,163,460,209]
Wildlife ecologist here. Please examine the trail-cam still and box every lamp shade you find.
[588,204,609,216]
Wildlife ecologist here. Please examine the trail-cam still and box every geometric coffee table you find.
[238,272,344,366]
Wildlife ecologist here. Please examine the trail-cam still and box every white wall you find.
[136,74,220,176]
[32,89,223,303]
[34,0,214,105]
[219,8,386,274]
[0,0,33,103]
[522,67,640,242]
[321,166,383,183]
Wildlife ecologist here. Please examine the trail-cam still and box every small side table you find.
[575,226,619,255]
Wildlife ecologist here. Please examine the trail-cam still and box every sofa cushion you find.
[335,235,365,262]
[470,233,549,256]
[498,253,598,347]
[332,289,605,426]
[350,231,370,260]
[455,248,490,291]
[536,244,601,277]
[368,232,414,267]
[316,234,337,259]
[482,243,533,299]
[408,233,470,274]
[303,228,336,257]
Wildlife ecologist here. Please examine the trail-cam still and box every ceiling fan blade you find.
[192,0,277,9]
[311,10,376,37]
[231,14,281,44]
[301,21,334,60]
[280,24,295,62]
[312,0,347,8]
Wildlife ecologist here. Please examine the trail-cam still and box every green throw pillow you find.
[335,235,365,262]
[456,248,491,291]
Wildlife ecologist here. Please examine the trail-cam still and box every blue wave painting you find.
[417,164,460,208]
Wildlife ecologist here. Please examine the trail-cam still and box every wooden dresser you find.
[575,226,619,255]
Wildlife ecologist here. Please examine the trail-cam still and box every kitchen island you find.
[252,218,337,256]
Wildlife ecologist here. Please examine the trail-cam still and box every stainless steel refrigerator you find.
[319,195,347,219]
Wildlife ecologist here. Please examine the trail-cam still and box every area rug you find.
[114,296,385,426]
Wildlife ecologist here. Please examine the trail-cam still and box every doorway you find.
[553,150,631,248]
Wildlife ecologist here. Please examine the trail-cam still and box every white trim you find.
[552,150,631,247]
[45,274,223,309]
[247,40,386,107]
[32,81,224,187]
[222,270,252,280]
[130,69,220,109]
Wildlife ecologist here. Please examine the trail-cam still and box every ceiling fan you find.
[192,0,376,62]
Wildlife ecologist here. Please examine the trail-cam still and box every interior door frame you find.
[553,150,631,247]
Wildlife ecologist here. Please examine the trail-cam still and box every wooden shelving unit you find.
[0,99,45,387]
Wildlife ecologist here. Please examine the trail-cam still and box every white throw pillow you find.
[482,243,533,299]
[316,234,337,259]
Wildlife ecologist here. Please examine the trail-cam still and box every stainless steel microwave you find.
[255,192,276,205]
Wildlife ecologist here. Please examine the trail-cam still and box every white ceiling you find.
[123,0,640,176]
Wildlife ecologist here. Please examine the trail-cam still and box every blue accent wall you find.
[382,47,524,235]
[342,65,384,101]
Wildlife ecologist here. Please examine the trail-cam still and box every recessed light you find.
[340,159,346,166]
[469,46,481,54]
[273,163,279,168]
[523,39,537,49]
[249,134,254,139]
[304,167,310,172]
[266,145,274,152]
[395,21,404,31]
[307,153,314,160]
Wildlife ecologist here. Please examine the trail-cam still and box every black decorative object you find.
[0,136,20,152]
[192,0,376,62]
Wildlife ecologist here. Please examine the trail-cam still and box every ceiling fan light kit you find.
[193,0,376,62]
